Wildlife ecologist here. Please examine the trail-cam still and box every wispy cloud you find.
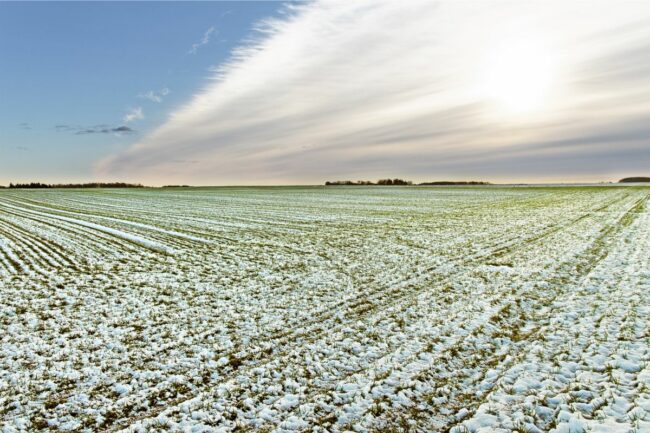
[18,122,32,130]
[188,26,216,54]
[76,125,135,135]
[138,87,170,103]
[123,107,144,123]
[55,124,135,135]
[99,1,650,184]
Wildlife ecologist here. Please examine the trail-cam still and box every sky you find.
[1,1,649,185]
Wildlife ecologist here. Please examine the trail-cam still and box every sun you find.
[482,38,555,114]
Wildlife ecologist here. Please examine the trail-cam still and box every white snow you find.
[0,186,648,432]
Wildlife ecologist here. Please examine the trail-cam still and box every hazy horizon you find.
[1,177,646,188]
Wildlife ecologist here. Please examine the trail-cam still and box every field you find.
[0,186,648,433]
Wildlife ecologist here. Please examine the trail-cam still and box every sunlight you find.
[482,37,555,114]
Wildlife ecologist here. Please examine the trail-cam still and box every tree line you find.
[325,178,413,186]
[6,182,145,189]
[325,179,490,186]
[618,177,650,183]
[418,181,490,185]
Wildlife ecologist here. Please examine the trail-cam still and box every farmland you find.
[0,186,648,432]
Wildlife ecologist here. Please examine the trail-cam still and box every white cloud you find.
[123,107,144,123]
[138,87,170,103]
[99,1,650,185]
[188,26,216,54]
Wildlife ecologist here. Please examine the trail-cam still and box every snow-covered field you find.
[1,186,648,433]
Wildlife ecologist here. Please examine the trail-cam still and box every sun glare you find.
[483,38,555,114]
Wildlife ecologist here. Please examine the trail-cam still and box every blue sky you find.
[2,1,649,185]
[0,1,284,184]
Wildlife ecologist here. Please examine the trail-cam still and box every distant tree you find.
[325,178,414,186]
[619,177,650,183]
[324,180,376,185]
[419,181,490,186]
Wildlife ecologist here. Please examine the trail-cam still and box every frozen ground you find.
[0,186,648,432]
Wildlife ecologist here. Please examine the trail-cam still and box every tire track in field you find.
[0,207,141,267]
[0,218,70,270]
[134,189,631,362]
[62,195,590,431]
[0,236,27,274]
[116,192,606,366]
[488,191,629,259]
[122,191,639,432]
[244,193,648,431]
[104,192,640,432]
[0,199,175,256]
[0,229,58,274]
[0,222,50,275]
[445,195,650,433]
[0,189,628,428]
[0,206,153,269]
[359,193,649,432]
[15,193,253,242]
[0,195,212,249]
[0,197,184,254]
